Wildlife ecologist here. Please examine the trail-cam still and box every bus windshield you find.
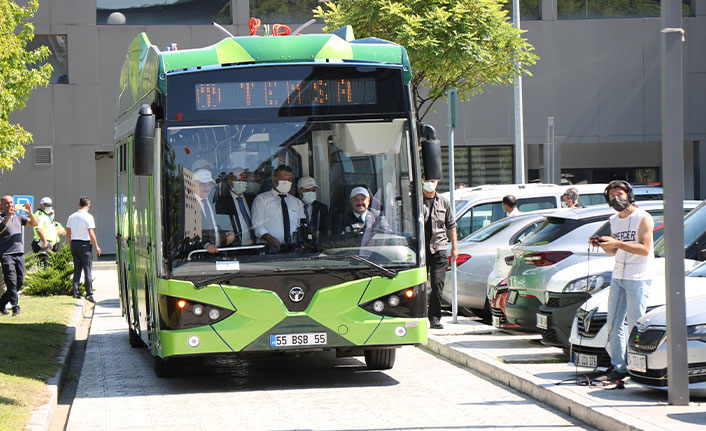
[162,118,418,277]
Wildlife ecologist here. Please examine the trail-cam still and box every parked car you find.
[654,200,706,261]
[535,202,699,348]
[627,292,706,396]
[569,258,704,369]
[504,201,671,332]
[446,183,663,239]
[489,277,524,329]
[441,211,550,317]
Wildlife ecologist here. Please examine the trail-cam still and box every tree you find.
[0,0,52,170]
[314,0,538,122]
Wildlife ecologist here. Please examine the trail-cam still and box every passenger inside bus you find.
[190,169,235,253]
[214,167,256,246]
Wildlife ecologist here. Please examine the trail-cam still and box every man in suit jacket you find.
[192,169,234,253]
[339,186,391,246]
[297,176,329,238]
[215,168,256,245]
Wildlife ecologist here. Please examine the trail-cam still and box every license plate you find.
[536,313,548,330]
[574,352,598,368]
[492,315,501,328]
[270,332,327,348]
[627,353,647,373]
[508,290,518,304]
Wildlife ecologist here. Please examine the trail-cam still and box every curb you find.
[423,335,668,431]
[24,299,90,431]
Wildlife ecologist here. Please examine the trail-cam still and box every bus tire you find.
[128,327,145,348]
[364,348,396,370]
[154,356,179,378]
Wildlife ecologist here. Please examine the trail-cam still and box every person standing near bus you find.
[66,196,101,302]
[422,177,458,330]
[31,196,53,267]
[0,195,40,316]
[251,165,304,251]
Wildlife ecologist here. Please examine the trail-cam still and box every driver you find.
[251,165,304,251]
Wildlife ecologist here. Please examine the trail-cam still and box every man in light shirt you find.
[66,196,101,302]
[251,165,304,251]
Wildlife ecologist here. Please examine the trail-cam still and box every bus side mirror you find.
[134,104,155,176]
[420,124,442,181]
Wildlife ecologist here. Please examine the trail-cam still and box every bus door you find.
[116,141,136,328]
[132,172,153,342]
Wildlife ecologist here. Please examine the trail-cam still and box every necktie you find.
[304,205,310,223]
[280,195,290,244]
[237,196,255,241]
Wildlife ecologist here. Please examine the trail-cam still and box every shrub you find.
[23,246,84,296]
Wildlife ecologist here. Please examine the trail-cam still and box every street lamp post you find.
[513,0,525,184]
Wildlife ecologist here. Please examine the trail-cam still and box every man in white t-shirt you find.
[66,196,101,302]
[594,180,654,381]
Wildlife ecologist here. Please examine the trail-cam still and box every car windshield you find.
[463,215,531,243]
[655,203,706,257]
[161,118,418,277]
[687,261,706,277]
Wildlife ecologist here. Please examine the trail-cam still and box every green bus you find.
[115,27,442,377]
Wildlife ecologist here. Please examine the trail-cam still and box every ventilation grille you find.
[34,147,53,165]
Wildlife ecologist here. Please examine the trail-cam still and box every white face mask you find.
[301,191,316,205]
[422,181,437,193]
[275,180,292,195]
[560,201,568,208]
[231,181,247,195]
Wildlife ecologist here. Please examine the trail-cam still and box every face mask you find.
[301,191,316,205]
[560,201,568,208]
[231,181,247,195]
[275,180,292,195]
[422,181,437,193]
[49,214,55,221]
[246,181,261,194]
[609,197,629,212]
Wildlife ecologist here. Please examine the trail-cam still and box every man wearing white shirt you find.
[251,165,304,251]
[215,168,255,245]
[66,196,100,302]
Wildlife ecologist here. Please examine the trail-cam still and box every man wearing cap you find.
[338,186,391,241]
[67,196,101,302]
[251,165,304,251]
[423,176,457,330]
[215,167,256,246]
[0,195,40,316]
[31,197,53,268]
[192,169,235,253]
[297,176,329,238]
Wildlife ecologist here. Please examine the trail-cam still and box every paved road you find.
[66,269,594,431]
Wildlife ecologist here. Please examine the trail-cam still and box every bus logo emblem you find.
[289,287,304,302]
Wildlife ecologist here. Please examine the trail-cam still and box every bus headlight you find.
[388,295,400,307]
[373,300,385,313]
[158,295,234,330]
[360,285,426,318]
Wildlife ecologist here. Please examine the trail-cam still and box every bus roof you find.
[116,26,411,122]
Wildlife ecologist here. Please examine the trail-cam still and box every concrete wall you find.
[4,0,706,254]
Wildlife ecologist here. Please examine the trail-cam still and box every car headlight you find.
[687,324,706,342]
[563,273,611,293]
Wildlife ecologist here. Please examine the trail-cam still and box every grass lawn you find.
[0,295,78,431]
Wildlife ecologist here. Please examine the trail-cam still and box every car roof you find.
[540,200,699,221]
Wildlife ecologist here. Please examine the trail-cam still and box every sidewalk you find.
[424,316,706,431]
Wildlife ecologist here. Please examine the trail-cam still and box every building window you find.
[439,145,514,192]
[560,167,659,184]
[26,35,68,84]
[557,0,691,19]
[97,0,232,25]
[250,0,321,24]
[503,0,541,21]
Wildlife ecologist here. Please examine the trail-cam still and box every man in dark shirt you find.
[422,177,458,329]
[0,195,39,316]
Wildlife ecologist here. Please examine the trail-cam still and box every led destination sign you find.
[195,78,377,111]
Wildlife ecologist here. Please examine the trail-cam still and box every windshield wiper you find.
[312,254,398,279]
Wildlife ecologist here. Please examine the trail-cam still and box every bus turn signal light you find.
[405,289,414,298]
[177,299,187,309]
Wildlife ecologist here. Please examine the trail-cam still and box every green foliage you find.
[0,0,53,170]
[23,246,82,296]
[314,0,538,121]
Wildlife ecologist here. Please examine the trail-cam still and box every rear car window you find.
[523,216,607,245]
[456,202,505,238]
[464,217,515,242]
[656,203,706,257]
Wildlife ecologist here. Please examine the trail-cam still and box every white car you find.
[627,292,706,396]
[568,258,702,369]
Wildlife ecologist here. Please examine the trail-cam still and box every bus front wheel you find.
[154,356,180,378]
[364,348,396,370]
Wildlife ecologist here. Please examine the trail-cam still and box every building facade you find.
[4,0,706,253]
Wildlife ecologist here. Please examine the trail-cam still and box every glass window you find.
[26,35,68,84]
[456,202,506,239]
[656,203,706,257]
[578,193,605,207]
[97,0,232,25]
[512,220,542,244]
[516,196,556,212]
[523,216,606,245]
[250,0,321,24]
[558,0,691,19]
[440,145,513,192]
[503,0,541,21]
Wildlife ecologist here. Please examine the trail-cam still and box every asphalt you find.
[27,264,706,431]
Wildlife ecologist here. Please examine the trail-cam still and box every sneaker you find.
[72,293,81,299]
[11,307,20,317]
[605,367,629,381]
[86,295,95,304]
[0,306,8,316]
[430,318,444,330]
